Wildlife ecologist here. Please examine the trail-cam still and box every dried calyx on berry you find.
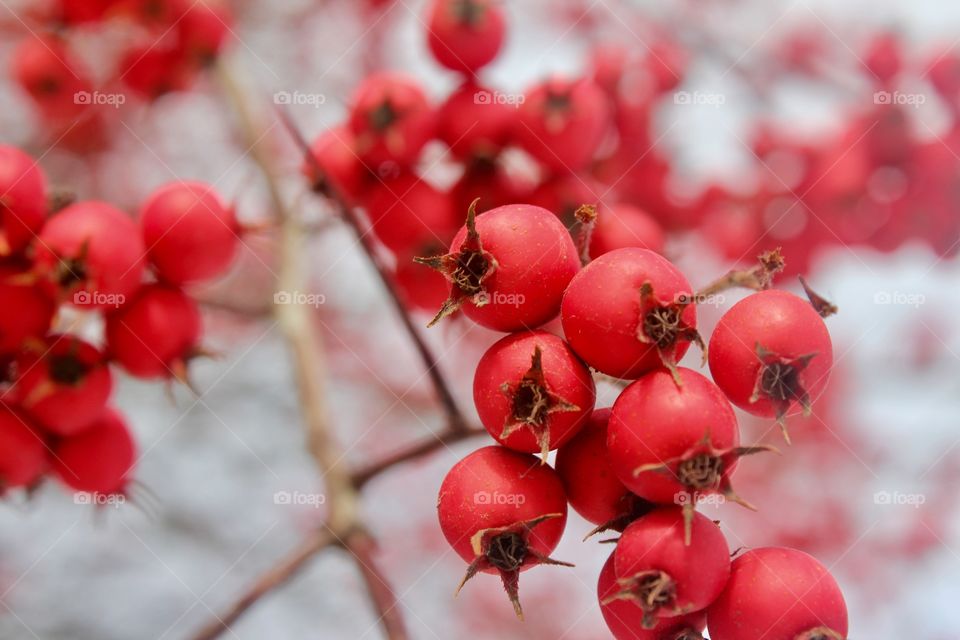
[456,513,573,620]
[751,344,817,437]
[602,569,682,629]
[637,281,705,385]
[583,494,656,541]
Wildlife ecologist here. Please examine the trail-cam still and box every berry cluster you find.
[428,198,847,637]
[0,143,238,500]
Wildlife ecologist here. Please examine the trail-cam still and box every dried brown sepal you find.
[414,199,499,327]
[798,276,838,318]
[637,282,705,386]
[573,203,598,266]
[499,345,580,460]
[633,432,778,544]
[694,247,785,300]
[750,343,818,444]
[583,494,656,541]
[794,627,845,640]
[455,512,573,620]
[601,569,682,629]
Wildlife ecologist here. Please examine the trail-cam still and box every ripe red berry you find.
[347,72,433,168]
[304,126,367,200]
[52,408,136,495]
[0,265,55,354]
[708,289,833,437]
[436,81,513,160]
[105,284,202,380]
[515,77,609,173]
[417,202,580,331]
[590,203,666,258]
[116,0,187,27]
[450,159,529,216]
[33,201,147,307]
[425,0,506,74]
[598,553,707,640]
[392,254,450,311]
[363,174,457,255]
[0,145,48,256]
[119,44,194,98]
[140,181,239,284]
[555,408,653,530]
[610,508,730,627]
[7,335,113,436]
[707,547,848,640]
[473,330,595,458]
[0,408,46,492]
[11,35,91,121]
[56,0,115,24]
[177,1,232,65]
[437,446,570,618]
[561,248,700,379]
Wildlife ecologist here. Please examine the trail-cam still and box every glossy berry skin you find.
[436,82,513,160]
[8,335,113,436]
[613,508,731,621]
[561,248,697,379]
[140,181,239,284]
[556,408,637,526]
[515,77,609,173]
[363,174,457,255]
[590,203,666,258]
[105,284,201,379]
[347,72,433,168]
[34,201,146,308]
[0,408,46,491]
[708,290,833,419]
[0,145,48,256]
[473,331,595,456]
[608,368,739,503]
[707,547,849,640]
[431,204,580,331]
[0,266,55,354]
[598,554,707,640]
[52,409,136,495]
[437,446,567,572]
[304,126,367,200]
[426,0,506,74]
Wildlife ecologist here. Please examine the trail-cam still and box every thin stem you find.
[346,530,409,640]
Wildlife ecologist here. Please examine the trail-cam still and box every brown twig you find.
[694,248,785,301]
[346,530,410,640]
[275,107,469,434]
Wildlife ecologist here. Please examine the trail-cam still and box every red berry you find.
[0,145,48,256]
[515,77,609,173]
[708,289,833,433]
[707,547,848,640]
[140,181,239,284]
[598,553,707,640]
[0,265,55,353]
[863,31,901,85]
[450,159,529,216]
[437,446,569,618]
[105,284,201,380]
[347,72,432,168]
[392,255,449,311]
[304,126,367,200]
[56,0,116,24]
[561,248,700,379]
[611,508,730,626]
[425,0,506,74]
[0,408,46,492]
[7,335,113,436]
[436,81,514,160]
[363,174,457,255]
[11,35,92,120]
[116,0,187,27]
[52,408,136,495]
[590,203,666,257]
[177,1,231,65]
[34,201,147,307]
[527,172,604,226]
[473,330,595,457]
[555,408,652,529]
[418,202,580,331]
[119,44,194,98]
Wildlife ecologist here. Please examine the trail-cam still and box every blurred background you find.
[1,0,959,638]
